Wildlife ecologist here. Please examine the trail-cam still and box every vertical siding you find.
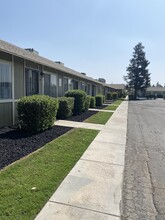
[14,57,24,99]
[0,103,12,127]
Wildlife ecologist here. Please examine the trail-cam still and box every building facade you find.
[0,40,112,127]
[146,87,165,99]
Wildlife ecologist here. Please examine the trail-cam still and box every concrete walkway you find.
[55,120,105,130]
[35,100,128,220]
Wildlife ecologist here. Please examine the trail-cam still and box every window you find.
[64,78,72,93]
[0,62,12,99]
[50,75,57,97]
[72,80,78,89]
[68,78,72,90]
[59,78,62,87]
[64,78,68,93]
[44,74,50,96]
[87,84,91,95]
[25,68,39,96]
[44,74,57,97]
[80,82,85,91]
[92,85,96,96]
[96,86,101,94]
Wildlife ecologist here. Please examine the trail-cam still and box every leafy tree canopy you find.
[124,42,151,99]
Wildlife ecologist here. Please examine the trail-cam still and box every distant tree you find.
[156,82,163,87]
[124,42,151,99]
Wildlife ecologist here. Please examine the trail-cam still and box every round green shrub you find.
[103,95,105,103]
[17,95,59,134]
[107,92,112,100]
[112,92,118,100]
[84,95,91,111]
[95,95,103,106]
[89,96,96,108]
[65,90,87,115]
[57,97,74,119]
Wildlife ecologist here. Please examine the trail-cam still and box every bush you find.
[90,96,96,108]
[112,92,118,100]
[95,95,103,106]
[65,90,86,115]
[107,92,112,100]
[103,95,105,103]
[118,92,123,98]
[122,92,126,98]
[56,97,74,119]
[84,95,91,111]
[17,95,59,134]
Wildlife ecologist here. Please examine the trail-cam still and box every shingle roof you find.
[146,87,165,92]
[0,39,102,85]
[107,84,126,90]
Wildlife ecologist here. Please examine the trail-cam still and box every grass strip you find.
[113,99,123,105]
[85,111,113,124]
[104,99,123,110]
[0,128,99,220]
[104,105,118,110]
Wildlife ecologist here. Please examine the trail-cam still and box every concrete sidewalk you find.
[55,120,105,130]
[35,100,128,220]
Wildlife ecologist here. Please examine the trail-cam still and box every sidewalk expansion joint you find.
[94,140,125,147]
[80,158,124,167]
[49,200,120,218]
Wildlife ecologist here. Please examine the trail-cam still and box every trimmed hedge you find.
[95,95,103,106]
[118,92,123,98]
[103,95,105,103]
[112,92,118,100]
[65,90,86,115]
[17,95,59,134]
[90,96,96,108]
[56,97,74,119]
[85,95,91,111]
[107,92,112,100]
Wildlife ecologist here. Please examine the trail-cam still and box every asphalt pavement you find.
[121,99,165,220]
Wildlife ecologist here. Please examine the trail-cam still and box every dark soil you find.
[93,104,109,109]
[0,110,98,170]
[0,126,72,170]
[66,110,97,122]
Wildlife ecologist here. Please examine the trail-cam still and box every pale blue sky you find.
[0,0,165,85]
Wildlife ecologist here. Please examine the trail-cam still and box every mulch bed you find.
[66,110,97,122]
[0,126,72,170]
[93,104,109,109]
[0,110,98,170]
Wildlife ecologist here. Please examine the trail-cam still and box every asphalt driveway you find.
[122,99,165,220]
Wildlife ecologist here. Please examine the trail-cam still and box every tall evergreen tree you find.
[124,42,151,99]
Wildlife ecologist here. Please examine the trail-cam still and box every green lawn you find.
[0,128,99,220]
[113,99,123,105]
[85,111,113,124]
[103,99,123,110]
[103,105,118,110]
